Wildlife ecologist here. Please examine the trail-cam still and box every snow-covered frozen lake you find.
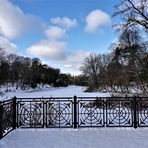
[1,128,148,148]
[0,85,110,101]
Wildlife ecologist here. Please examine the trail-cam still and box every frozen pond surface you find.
[0,85,110,100]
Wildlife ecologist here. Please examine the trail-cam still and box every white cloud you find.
[85,9,111,33]
[51,17,77,29]
[27,26,66,60]
[27,40,66,60]
[0,36,17,54]
[27,33,89,75]
[26,23,89,75]
[43,50,90,75]
[0,0,43,39]
[45,26,66,40]
[60,50,90,75]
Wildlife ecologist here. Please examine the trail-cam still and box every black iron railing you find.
[0,98,16,139]
[0,96,148,139]
[17,97,73,128]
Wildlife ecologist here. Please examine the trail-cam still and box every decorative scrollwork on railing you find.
[78,99,104,127]
[1,96,148,140]
[106,100,132,127]
[0,99,15,138]
[17,101,44,128]
[46,100,73,127]
[138,100,148,127]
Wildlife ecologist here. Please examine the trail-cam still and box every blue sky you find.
[0,0,119,75]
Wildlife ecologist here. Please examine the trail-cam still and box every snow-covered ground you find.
[0,85,110,101]
[1,128,148,148]
[1,85,148,148]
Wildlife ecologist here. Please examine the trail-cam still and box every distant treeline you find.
[0,49,74,89]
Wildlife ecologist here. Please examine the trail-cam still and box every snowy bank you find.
[0,85,110,101]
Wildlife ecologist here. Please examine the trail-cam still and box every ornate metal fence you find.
[0,96,148,139]
[137,99,148,127]
[17,99,44,128]
[106,98,133,127]
[0,98,16,139]
[46,98,73,128]
[77,97,105,127]
[17,98,73,128]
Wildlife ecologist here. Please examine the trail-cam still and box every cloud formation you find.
[51,17,77,29]
[0,36,18,54]
[26,16,78,63]
[27,40,66,60]
[27,26,66,60]
[85,9,111,33]
[45,26,66,40]
[26,25,89,75]
[0,0,43,39]
[60,50,90,75]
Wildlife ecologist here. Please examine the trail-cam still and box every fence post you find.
[0,101,3,139]
[133,96,138,129]
[12,96,17,129]
[73,96,77,129]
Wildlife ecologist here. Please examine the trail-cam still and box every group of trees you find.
[80,0,148,94]
[81,29,148,93]
[0,0,147,95]
[0,49,73,89]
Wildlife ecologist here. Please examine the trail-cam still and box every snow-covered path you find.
[0,85,110,100]
[1,128,148,148]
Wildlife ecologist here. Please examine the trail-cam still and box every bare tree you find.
[114,0,148,33]
[80,53,103,90]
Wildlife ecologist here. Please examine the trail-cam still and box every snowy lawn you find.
[0,85,110,100]
[1,128,148,148]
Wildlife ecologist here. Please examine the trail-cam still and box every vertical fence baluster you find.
[0,101,3,139]
[133,96,138,129]
[73,96,77,129]
[13,97,17,129]
[43,100,46,128]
